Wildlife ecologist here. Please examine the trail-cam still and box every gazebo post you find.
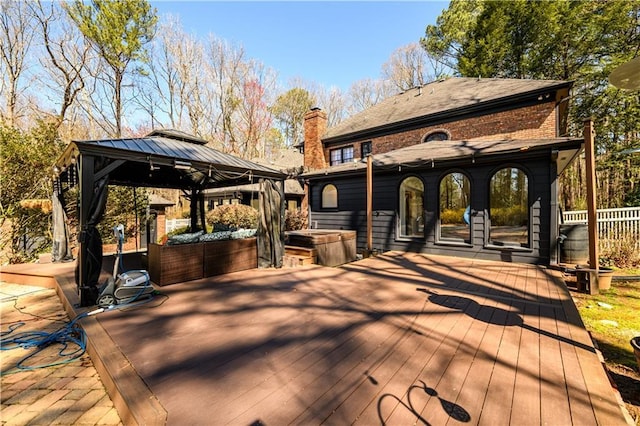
[78,154,94,304]
[190,187,198,231]
[584,119,599,270]
[199,190,206,232]
[366,154,373,254]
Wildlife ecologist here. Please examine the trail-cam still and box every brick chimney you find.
[303,107,327,170]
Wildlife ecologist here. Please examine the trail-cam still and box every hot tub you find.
[286,230,357,267]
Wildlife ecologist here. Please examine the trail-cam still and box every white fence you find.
[563,206,640,250]
[166,218,191,234]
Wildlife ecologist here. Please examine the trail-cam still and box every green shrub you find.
[206,204,258,229]
[1,122,65,263]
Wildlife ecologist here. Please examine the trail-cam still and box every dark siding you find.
[308,151,555,265]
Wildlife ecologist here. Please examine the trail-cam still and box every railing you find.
[563,206,640,250]
[166,218,191,234]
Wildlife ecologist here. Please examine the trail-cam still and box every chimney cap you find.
[310,106,321,111]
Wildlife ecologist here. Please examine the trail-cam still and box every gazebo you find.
[52,130,287,306]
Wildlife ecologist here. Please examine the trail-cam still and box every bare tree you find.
[0,1,35,127]
[29,1,90,130]
[204,36,246,154]
[135,16,198,131]
[381,42,447,92]
[314,85,347,127]
[347,78,395,115]
[236,60,277,159]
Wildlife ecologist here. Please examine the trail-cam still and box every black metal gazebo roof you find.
[55,129,286,189]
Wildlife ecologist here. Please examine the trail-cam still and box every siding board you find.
[308,154,554,264]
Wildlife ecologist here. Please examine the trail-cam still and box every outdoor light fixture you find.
[174,160,192,170]
[609,56,640,90]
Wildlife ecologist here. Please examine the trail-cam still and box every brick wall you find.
[322,99,559,161]
[103,238,139,254]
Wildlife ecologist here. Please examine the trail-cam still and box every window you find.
[439,172,471,243]
[489,167,529,247]
[321,184,338,209]
[330,146,354,166]
[399,177,424,238]
[424,130,450,142]
[361,141,372,158]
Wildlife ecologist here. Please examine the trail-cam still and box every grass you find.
[573,280,640,369]
[573,279,640,424]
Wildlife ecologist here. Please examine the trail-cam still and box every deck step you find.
[285,245,318,258]
[283,254,317,267]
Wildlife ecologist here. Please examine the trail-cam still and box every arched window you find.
[399,177,424,238]
[321,184,338,209]
[489,167,529,246]
[439,172,471,243]
[423,130,450,142]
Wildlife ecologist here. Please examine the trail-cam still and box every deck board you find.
[6,251,628,425]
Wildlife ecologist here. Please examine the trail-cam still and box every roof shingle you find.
[324,77,571,141]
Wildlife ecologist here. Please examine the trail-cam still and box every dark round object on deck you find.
[631,337,640,373]
[559,223,589,265]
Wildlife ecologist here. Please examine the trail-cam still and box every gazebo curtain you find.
[51,184,73,262]
[257,179,285,268]
[75,175,109,306]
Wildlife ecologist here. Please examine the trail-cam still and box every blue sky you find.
[152,1,449,91]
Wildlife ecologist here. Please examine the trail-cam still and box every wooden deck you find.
[2,252,630,425]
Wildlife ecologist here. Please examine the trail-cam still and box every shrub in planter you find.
[285,209,308,231]
[206,204,258,230]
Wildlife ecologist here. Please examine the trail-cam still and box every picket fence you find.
[166,218,191,234]
[563,206,640,250]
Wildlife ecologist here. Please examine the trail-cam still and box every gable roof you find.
[250,147,303,172]
[55,131,285,189]
[303,137,583,178]
[323,77,571,143]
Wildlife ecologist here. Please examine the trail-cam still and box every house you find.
[203,148,305,212]
[301,77,583,265]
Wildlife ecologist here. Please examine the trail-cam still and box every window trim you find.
[437,170,472,245]
[486,165,531,249]
[422,129,451,143]
[321,183,338,209]
[329,145,354,166]
[361,141,372,159]
[397,175,425,240]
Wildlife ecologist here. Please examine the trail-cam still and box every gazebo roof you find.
[55,129,286,190]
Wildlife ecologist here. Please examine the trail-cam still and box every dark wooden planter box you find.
[148,237,258,286]
[286,230,356,267]
[148,243,204,286]
[204,237,257,277]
